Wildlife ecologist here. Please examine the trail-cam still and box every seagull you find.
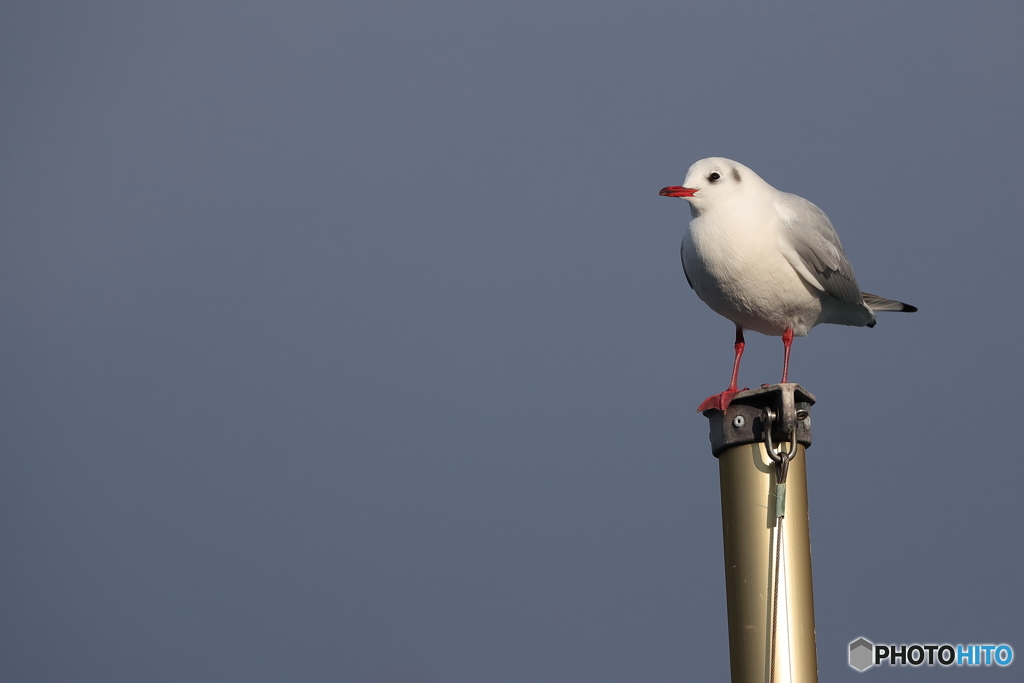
[659,157,916,413]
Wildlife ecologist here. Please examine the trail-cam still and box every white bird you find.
[659,157,916,412]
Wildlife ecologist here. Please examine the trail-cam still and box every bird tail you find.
[862,292,918,313]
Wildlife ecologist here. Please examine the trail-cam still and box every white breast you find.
[682,200,824,337]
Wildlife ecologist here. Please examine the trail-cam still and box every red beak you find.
[659,186,698,198]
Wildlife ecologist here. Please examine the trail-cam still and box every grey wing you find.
[680,240,694,290]
[775,192,863,304]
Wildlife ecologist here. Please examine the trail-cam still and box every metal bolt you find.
[796,410,809,421]
[732,415,746,429]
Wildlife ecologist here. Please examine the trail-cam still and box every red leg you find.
[698,326,748,413]
[727,326,745,391]
[781,327,793,383]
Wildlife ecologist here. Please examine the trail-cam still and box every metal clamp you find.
[703,384,814,457]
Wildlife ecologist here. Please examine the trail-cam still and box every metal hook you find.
[762,407,795,462]
[762,406,795,486]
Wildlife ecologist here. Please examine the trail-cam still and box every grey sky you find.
[2,1,1022,681]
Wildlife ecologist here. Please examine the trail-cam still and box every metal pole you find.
[704,384,818,683]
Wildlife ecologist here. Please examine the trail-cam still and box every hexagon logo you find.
[849,637,874,671]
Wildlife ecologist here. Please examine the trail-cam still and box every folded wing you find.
[775,192,864,305]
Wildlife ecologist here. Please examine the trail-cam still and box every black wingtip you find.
[902,304,918,313]
[867,320,876,328]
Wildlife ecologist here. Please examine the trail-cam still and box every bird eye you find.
[708,172,721,182]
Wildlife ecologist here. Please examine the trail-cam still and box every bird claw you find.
[696,388,748,413]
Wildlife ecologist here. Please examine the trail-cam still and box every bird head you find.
[660,157,758,217]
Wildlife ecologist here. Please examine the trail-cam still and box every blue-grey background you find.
[2,2,1021,681]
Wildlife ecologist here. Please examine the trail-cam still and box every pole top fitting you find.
[702,383,815,457]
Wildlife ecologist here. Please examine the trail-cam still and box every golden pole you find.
[704,384,818,683]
